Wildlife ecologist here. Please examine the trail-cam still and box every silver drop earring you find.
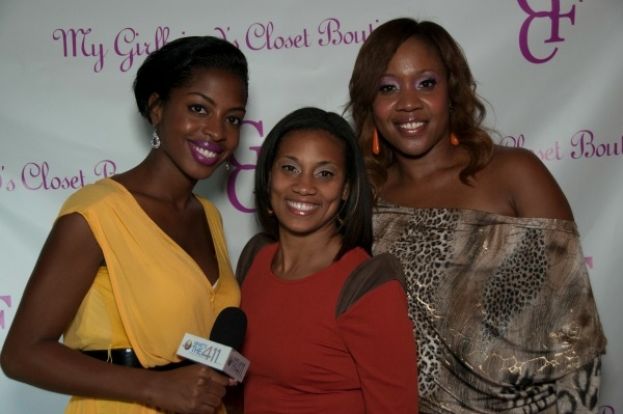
[224,160,232,171]
[151,130,161,149]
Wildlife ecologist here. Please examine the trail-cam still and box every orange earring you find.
[450,133,460,146]
[372,129,381,155]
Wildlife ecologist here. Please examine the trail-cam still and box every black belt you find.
[82,348,193,371]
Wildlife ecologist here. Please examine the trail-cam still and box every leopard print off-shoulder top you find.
[373,200,606,414]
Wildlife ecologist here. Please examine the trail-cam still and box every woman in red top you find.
[236,107,419,413]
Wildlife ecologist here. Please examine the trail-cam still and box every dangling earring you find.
[371,128,381,155]
[151,130,161,149]
[450,133,460,146]
[224,159,232,171]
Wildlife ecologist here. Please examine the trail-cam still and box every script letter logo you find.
[518,0,576,64]
[598,405,615,414]
[0,295,12,330]
[227,119,264,213]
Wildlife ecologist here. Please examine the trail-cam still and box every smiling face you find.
[372,36,450,159]
[269,129,348,239]
[150,68,247,180]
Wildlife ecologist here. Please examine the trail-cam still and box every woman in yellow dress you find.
[1,36,248,414]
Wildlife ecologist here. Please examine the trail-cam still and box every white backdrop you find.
[1,0,621,412]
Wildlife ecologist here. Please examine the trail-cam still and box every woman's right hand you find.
[144,364,230,414]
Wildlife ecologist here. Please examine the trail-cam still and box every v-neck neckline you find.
[105,177,221,288]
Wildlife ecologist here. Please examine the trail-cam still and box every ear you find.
[147,93,163,126]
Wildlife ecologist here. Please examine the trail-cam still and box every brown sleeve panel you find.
[335,252,406,318]
[235,232,276,286]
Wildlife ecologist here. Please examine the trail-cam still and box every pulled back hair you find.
[133,36,248,122]
[254,107,373,258]
[347,18,493,191]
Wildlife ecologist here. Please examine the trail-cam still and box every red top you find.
[240,244,419,413]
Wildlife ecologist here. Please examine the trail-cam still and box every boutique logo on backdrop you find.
[0,165,16,191]
[500,130,623,161]
[518,0,581,64]
[0,160,117,192]
[51,17,380,73]
[0,295,12,330]
[52,26,170,73]
[216,17,379,51]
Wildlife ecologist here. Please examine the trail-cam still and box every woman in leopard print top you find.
[347,17,606,413]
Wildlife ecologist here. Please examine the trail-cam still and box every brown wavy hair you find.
[346,18,493,192]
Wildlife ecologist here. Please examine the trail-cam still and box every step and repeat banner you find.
[1,0,621,412]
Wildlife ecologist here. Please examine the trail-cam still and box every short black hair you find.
[254,107,373,258]
[133,36,248,122]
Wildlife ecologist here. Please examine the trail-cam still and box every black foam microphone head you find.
[209,307,247,351]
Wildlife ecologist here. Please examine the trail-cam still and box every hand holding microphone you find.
[177,307,250,383]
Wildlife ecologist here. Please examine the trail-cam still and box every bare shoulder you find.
[486,145,574,220]
[2,212,103,356]
[27,212,103,298]
[487,145,544,174]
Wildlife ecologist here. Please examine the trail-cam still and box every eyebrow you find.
[280,155,337,167]
[188,92,247,113]
[381,69,441,78]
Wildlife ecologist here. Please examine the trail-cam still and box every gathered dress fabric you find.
[59,178,239,414]
[238,238,419,413]
[373,200,606,414]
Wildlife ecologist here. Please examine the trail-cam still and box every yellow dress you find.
[60,178,239,413]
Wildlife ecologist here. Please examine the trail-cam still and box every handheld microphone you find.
[177,307,250,382]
